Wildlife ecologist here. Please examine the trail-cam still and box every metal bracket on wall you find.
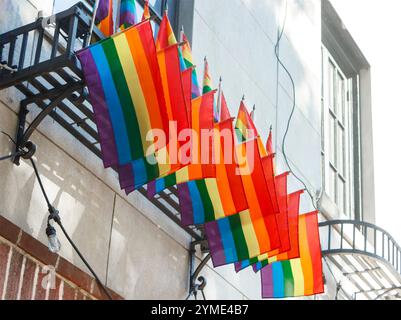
[188,239,210,300]
[13,82,85,165]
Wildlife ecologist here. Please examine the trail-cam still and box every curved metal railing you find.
[319,220,401,278]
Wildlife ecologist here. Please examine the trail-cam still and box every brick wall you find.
[0,215,122,300]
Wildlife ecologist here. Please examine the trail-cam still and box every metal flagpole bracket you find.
[13,82,84,165]
[188,239,210,300]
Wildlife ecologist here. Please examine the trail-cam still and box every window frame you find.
[321,45,355,219]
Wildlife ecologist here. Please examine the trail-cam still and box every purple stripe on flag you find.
[96,0,109,22]
[177,184,194,226]
[261,265,274,298]
[147,181,156,199]
[234,262,242,273]
[125,186,135,195]
[119,13,137,27]
[204,221,226,267]
[118,163,134,189]
[77,50,118,168]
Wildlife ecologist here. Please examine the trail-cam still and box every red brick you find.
[5,249,23,300]
[17,231,58,266]
[0,242,11,298]
[62,282,76,300]
[19,258,37,300]
[56,257,93,293]
[48,276,61,300]
[0,215,21,244]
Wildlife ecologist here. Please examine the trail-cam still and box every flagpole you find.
[251,104,256,121]
[217,76,223,122]
[88,0,99,45]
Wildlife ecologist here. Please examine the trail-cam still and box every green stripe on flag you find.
[229,214,250,261]
[102,40,144,160]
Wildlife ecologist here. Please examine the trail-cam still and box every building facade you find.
[0,0,398,300]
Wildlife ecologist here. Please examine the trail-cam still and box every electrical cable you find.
[275,0,320,211]
[1,131,113,299]
[29,157,113,300]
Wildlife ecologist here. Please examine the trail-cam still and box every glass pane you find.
[338,177,346,215]
[337,73,345,123]
[338,126,345,176]
[329,113,336,166]
[328,166,337,202]
[328,61,336,112]
[149,0,163,15]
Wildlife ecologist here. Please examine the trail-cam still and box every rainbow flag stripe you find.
[206,209,266,266]
[96,0,110,22]
[205,139,281,267]
[261,211,324,298]
[119,0,138,30]
[77,21,170,169]
[157,13,186,71]
[235,101,257,143]
[157,44,190,134]
[181,68,193,121]
[96,0,114,37]
[144,91,216,196]
[177,120,248,226]
[236,139,281,253]
[235,190,303,272]
[181,32,201,98]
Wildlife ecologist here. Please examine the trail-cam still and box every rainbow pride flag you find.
[261,211,324,298]
[96,0,114,37]
[119,0,138,30]
[77,21,170,170]
[235,101,258,143]
[202,57,213,94]
[205,139,281,267]
[177,120,248,226]
[181,68,193,119]
[146,92,217,197]
[142,0,151,21]
[180,31,201,98]
[157,12,186,71]
[157,44,190,134]
[235,190,303,273]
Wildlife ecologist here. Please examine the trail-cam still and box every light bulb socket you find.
[46,224,56,237]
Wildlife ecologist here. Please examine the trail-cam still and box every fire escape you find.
[0,1,400,300]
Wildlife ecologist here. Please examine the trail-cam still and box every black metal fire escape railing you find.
[319,220,401,276]
[0,2,203,242]
[319,220,401,299]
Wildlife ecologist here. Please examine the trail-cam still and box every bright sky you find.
[330,0,401,244]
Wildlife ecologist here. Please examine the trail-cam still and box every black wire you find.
[30,157,113,300]
[30,158,52,208]
[275,0,318,211]
[56,220,113,300]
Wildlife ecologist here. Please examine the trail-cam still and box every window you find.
[321,46,355,218]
